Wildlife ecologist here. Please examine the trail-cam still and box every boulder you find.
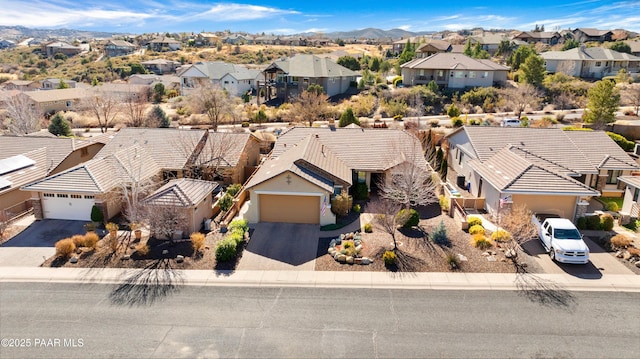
[339,234,345,241]
[176,255,184,263]
[636,261,640,268]
[481,252,490,256]
[505,250,517,258]
[486,255,497,262]
[69,256,78,264]
[355,245,363,252]
[328,248,336,255]
[623,251,632,260]
[337,254,347,263]
[162,249,169,255]
[354,258,363,265]
[361,257,372,265]
[346,256,354,264]
[333,253,340,260]
[457,254,468,262]
[616,251,624,258]
[329,239,336,248]
[121,254,130,261]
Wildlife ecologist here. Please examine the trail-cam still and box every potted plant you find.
[129,222,142,240]
[83,222,96,233]
[106,222,119,240]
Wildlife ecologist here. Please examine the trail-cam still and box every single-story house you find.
[104,39,137,57]
[128,74,180,90]
[469,33,509,54]
[148,36,181,51]
[401,53,510,88]
[41,78,77,90]
[541,46,640,79]
[1,135,105,220]
[512,31,562,45]
[21,88,89,115]
[2,80,39,92]
[0,39,16,49]
[178,61,261,97]
[141,59,181,74]
[142,178,219,235]
[42,41,81,57]
[195,32,220,47]
[243,127,428,225]
[572,28,613,43]
[445,127,639,220]
[261,54,358,102]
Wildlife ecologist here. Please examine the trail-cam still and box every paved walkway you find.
[1,266,638,292]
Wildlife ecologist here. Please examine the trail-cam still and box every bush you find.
[586,214,602,230]
[467,216,483,227]
[396,209,419,228]
[106,222,119,232]
[445,251,460,269]
[352,182,368,200]
[191,232,206,252]
[605,201,619,212]
[491,229,511,242]
[576,217,587,230]
[83,232,99,249]
[228,230,245,245]
[623,219,640,231]
[226,184,242,197]
[382,250,397,266]
[447,103,461,118]
[451,117,464,127]
[215,238,238,262]
[135,242,150,256]
[468,224,485,235]
[610,234,633,249]
[431,220,449,245]
[218,194,233,212]
[241,121,250,127]
[71,234,86,247]
[55,238,76,258]
[331,190,352,217]
[352,204,361,213]
[600,213,615,231]
[472,234,492,249]
[90,205,103,223]
[607,132,635,152]
[628,247,640,257]
[228,219,248,234]
[48,112,72,136]
[364,223,373,233]
[439,195,449,212]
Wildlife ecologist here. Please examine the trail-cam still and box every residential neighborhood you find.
[1,6,640,357]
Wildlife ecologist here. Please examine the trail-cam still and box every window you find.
[70,194,82,199]
[606,170,621,184]
[459,152,465,166]
[56,194,68,198]
[634,188,640,202]
[84,195,94,199]
[438,70,444,77]
[455,71,464,78]
[333,185,343,195]
[595,61,602,67]
[469,71,476,78]
[43,193,55,198]
[483,71,489,78]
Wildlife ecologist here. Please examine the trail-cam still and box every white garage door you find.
[41,193,95,221]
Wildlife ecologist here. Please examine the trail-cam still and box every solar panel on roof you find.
[0,177,12,190]
[0,155,36,176]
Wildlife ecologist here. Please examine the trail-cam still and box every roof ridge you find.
[509,145,577,175]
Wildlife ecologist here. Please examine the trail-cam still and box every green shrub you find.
[586,214,601,230]
[215,238,237,262]
[90,205,103,223]
[447,103,461,118]
[343,241,353,249]
[471,234,492,249]
[48,112,72,136]
[605,201,619,212]
[491,229,511,242]
[607,132,635,151]
[228,219,248,234]
[352,204,361,213]
[467,216,483,227]
[228,230,245,245]
[226,184,242,197]
[218,194,233,212]
[396,209,419,228]
[445,251,460,269]
[623,219,640,231]
[451,117,464,127]
[600,213,615,231]
[468,224,485,235]
[431,220,449,245]
[364,223,373,233]
[55,238,76,258]
[576,217,587,230]
[241,121,250,127]
[352,182,368,200]
[439,195,449,212]
[382,250,397,266]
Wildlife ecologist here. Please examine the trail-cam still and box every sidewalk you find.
[1,266,639,292]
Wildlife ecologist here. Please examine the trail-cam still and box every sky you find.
[1,0,639,35]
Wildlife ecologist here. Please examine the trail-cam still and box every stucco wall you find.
[511,194,577,219]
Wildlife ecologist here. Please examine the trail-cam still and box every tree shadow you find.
[109,258,183,307]
[513,262,576,310]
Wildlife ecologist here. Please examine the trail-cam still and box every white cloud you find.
[397,25,411,31]
[193,3,299,21]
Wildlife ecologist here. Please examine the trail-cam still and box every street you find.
[1,282,638,358]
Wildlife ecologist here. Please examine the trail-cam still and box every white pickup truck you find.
[532,214,590,264]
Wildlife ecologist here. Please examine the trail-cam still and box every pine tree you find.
[338,108,359,127]
[48,113,72,136]
[584,80,620,130]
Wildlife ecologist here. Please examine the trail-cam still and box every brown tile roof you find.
[22,145,159,194]
[23,88,88,103]
[619,176,640,188]
[197,132,256,168]
[266,54,358,78]
[401,53,509,71]
[142,178,218,207]
[469,147,598,196]
[564,131,638,170]
[0,148,48,195]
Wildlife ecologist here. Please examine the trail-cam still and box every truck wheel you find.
[549,247,555,262]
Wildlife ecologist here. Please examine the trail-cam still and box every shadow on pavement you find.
[109,258,183,306]
[513,263,576,310]
[556,261,603,279]
[246,223,319,266]
[2,219,89,247]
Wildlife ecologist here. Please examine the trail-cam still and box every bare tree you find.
[369,197,402,250]
[291,89,329,126]
[621,83,640,116]
[496,204,538,265]
[173,130,238,182]
[500,84,542,119]
[188,83,234,131]
[3,93,41,134]
[145,205,187,242]
[553,91,575,111]
[123,86,150,127]
[83,87,122,133]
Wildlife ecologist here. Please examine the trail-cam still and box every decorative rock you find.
[623,251,632,260]
[121,254,130,261]
[69,256,78,264]
[481,252,490,256]
[354,240,361,247]
[361,257,372,265]
[505,250,516,258]
[339,234,345,240]
[346,256,354,264]
[334,253,340,260]
[636,261,640,268]
[354,258,363,265]
[330,239,336,247]
[337,254,347,263]
[355,245,363,252]
[162,249,169,255]
[335,238,342,245]
[616,251,624,258]
[457,254,468,262]
[328,248,336,255]
[491,251,497,256]
[176,255,184,263]
[486,255,497,262]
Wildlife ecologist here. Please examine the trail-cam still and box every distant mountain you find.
[0,25,128,41]
[303,28,435,40]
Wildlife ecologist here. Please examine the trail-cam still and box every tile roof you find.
[0,148,48,195]
[271,127,428,172]
[540,47,640,61]
[618,176,640,188]
[106,40,135,47]
[22,145,159,194]
[142,178,218,207]
[575,28,612,36]
[197,132,256,168]
[401,53,510,71]
[267,54,358,78]
[564,130,638,170]
[0,135,98,173]
[23,88,88,103]
[179,61,261,81]
[468,147,598,196]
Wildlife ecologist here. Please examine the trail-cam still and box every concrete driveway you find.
[0,219,90,267]
[522,236,634,278]
[237,223,319,271]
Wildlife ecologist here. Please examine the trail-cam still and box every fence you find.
[2,201,33,223]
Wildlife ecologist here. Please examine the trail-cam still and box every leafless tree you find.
[114,146,161,226]
[188,83,235,131]
[369,197,402,250]
[621,83,640,116]
[83,87,122,133]
[145,205,187,242]
[499,83,542,119]
[173,130,238,182]
[123,86,150,127]
[553,91,576,111]
[291,89,329,126]
[496,204,538,265]
[2,93,41,134]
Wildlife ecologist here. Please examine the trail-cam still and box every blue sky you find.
[1,0,639,34]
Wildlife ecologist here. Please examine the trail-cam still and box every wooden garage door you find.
[259,194,320,224]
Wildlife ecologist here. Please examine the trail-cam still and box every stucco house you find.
[541,46,640,79]
[141,59,181,74]
[40,78,77,90]
[104,39,136,57]
[572,28,613,43]
[42,41,81,57]
[261,54,357,102]
[445,127,639,220]
[148,36,181,51]
[22,88,89,115]
[243,127,428,225]
[1,135,105,221]
[3,80,39,92]
[178,61,261,97]
[512,31,562,45]
[415,39,459,58]
[469,34,509,54]
[401,53,510,88]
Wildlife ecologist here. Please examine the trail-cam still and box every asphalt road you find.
[1,282,638,358]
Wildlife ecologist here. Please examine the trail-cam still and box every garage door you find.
[259,194,320,224]
[42,193,95,221]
